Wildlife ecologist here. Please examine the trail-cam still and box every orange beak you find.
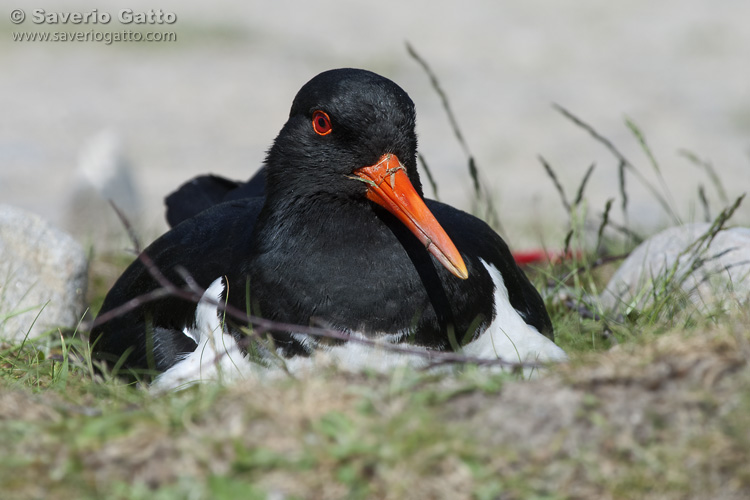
[353,154,469,280]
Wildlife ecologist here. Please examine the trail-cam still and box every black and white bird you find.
[90,68,566,389]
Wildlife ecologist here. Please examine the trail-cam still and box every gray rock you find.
[601,223,750,313]
[0,205,89,342]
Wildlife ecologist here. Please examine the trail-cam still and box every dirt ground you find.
[2,0,749,248]
[2,319,748,499]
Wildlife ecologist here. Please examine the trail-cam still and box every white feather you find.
[461,259,567,376]
[152,278,255,391]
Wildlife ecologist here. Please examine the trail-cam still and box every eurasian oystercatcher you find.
[91,68,566,388]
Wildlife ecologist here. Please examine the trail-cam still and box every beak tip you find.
[445,257,468,280]
[455,264,469,280]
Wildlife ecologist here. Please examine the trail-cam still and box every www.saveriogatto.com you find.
[9,8,178,45]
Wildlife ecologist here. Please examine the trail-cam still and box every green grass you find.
[2,238,750,499]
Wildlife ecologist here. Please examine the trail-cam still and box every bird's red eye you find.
[312,110,332,136]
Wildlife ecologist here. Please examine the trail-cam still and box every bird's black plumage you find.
[164,169,265,227]
[91,68,554,377]
[92,199,263,371]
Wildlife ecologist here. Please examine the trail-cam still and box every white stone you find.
[601,223,750,313]
[0,205,89,342]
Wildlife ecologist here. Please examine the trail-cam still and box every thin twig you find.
[108,200,141,254]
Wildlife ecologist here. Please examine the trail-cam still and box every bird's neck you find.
[251,194,375,255]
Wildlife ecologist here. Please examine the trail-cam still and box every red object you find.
[512,249,581,265]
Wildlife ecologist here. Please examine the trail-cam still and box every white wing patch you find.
[462,259,567,376]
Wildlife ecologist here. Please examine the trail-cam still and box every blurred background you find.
[2,0,749,250]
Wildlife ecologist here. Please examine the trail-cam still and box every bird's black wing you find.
[165,168,267,227]
[425,200,554,340]
[91,198,264,374]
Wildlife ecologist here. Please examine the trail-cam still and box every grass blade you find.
[406,42,469,157]
[698,185,711,222]
[679,148,729,205]
[417,153,440,201]
[573,162,596,207]
[618,159,628,223]
[596,198,614,254]
[538,155,570,212]
[406,42,502,232]
[624,117,680,223]
[553,103,680,225]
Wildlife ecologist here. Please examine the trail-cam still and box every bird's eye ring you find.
[312,110,332,136]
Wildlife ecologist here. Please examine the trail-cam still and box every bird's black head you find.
[260,68,468,280]
[264,68,421,202]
